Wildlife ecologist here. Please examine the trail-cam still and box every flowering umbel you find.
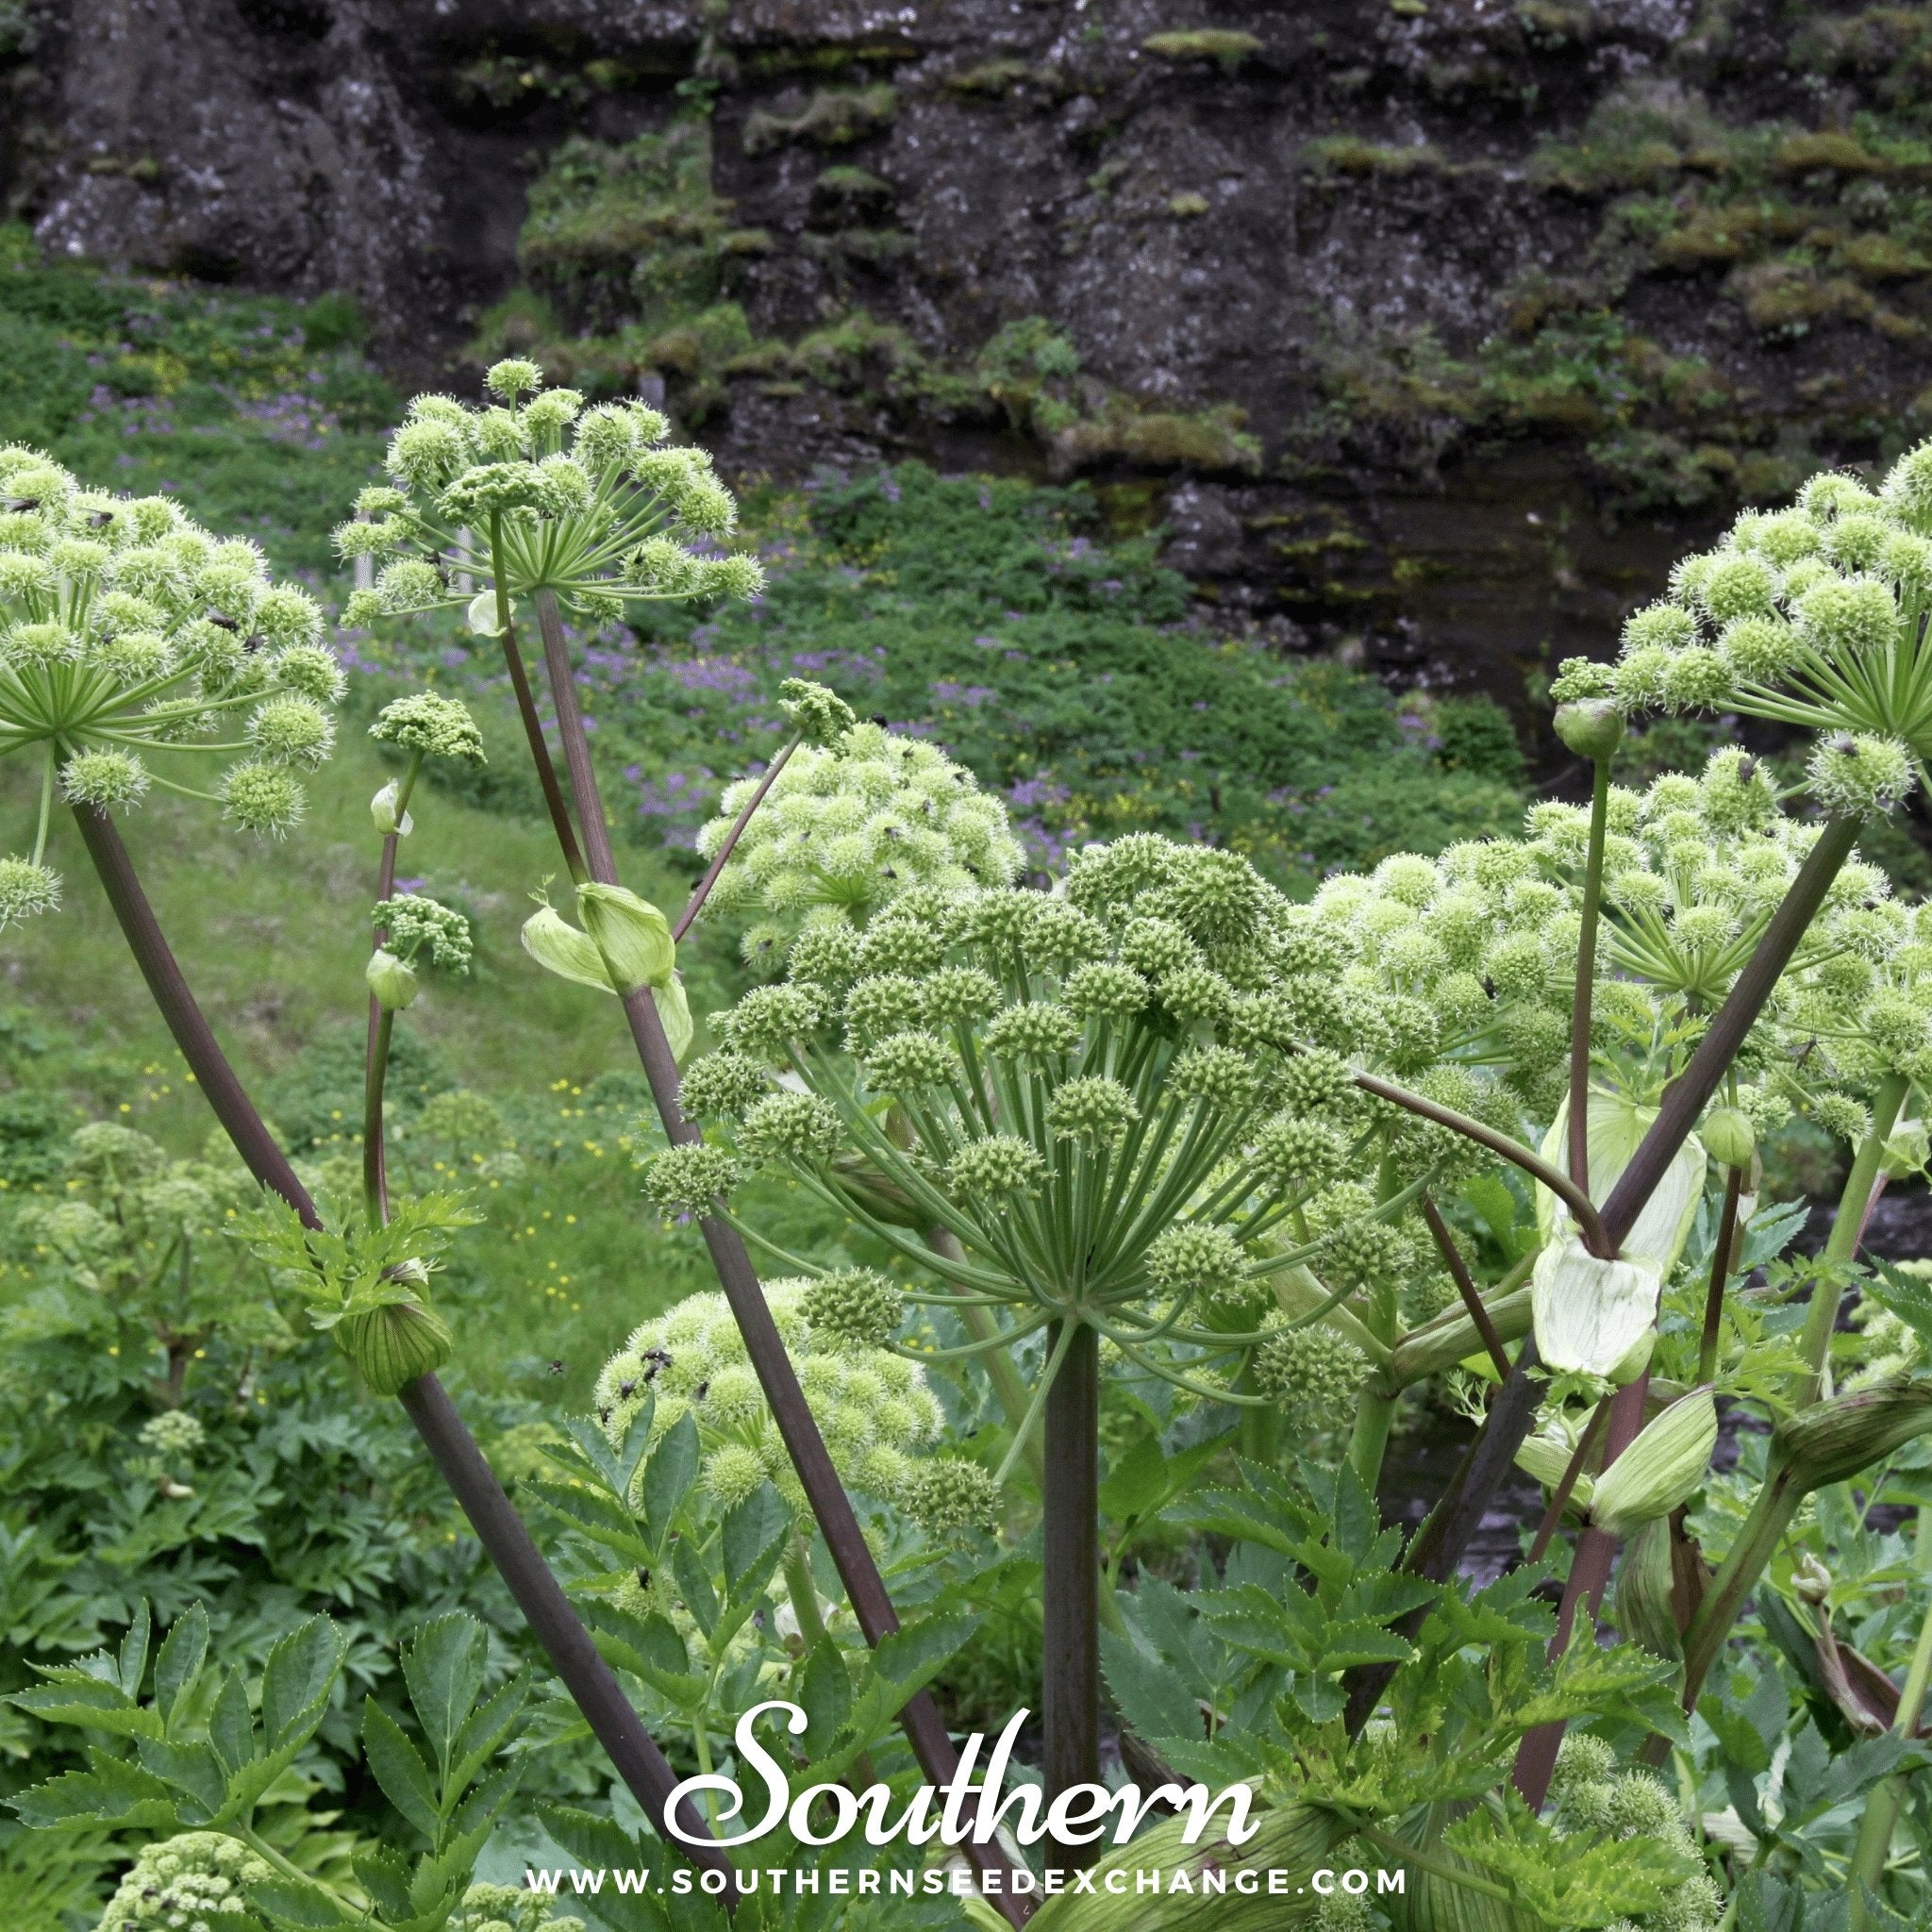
[0,449,341,923]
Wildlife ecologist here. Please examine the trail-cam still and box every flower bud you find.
[1515,1432,1594,1513]
[1532,1235,1660,1378]
[1776,1381,1932,1493]
[467,590,507,636]
[1614,1516,1684,1666]
[1882,1118,1931,1180]
[338,1296,453,1396]
[1555,699,1625,761]
[577,881,675,992]
[1702,1107,1755,1171]
[365,947,420,1011]
[654,972,693,1063]
[521,904,616,993]
[370,780,414,837]
[1607,1325,1657,1387]
[1590,1387,1717,1538]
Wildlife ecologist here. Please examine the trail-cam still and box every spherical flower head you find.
[860,915,949,976]
[1718,615,1800,685]
[1794,573,1899,658]
[1622,601,1697,657]
[1699,552,1778,624]
[1119,915,1198,978]
[97,1830,275,1928]
[1061,959,1150,1019]
[1046,1074,1141,1147]
[1151,845,1271,948]
[1813,1091,1872,1144]
[865,1028,957,1091]
[1503,1002,1568,1073]
[737,1091,841,1166]
[1808,732,1913,817]
[1612,644,1673,712]
[1146,1222,1245,1298]
[1252,1113,1345,1191]
[945,1133,1046,1197]
[372,691,487,764]
[246,693,336,771]
[220,760,304,838]
[5,620,77,668]
[679,1050,771,1122]
[844,973,929,1045]
[1657,645,1732,713]
[59,747,149,809]
[904,1458,1003,1536]
[642,1141,738,1217]
[486,358,544,402]
[704,1442,771,1510]
[1253,1319,1368,1414]
[787,922,865,993]
[1278,1048,1355,1116]
[1484,929,1551,1002]
[1170,1044,1261,1110]
[1157,962,1235,1024]
[802,1268,904,1348]
[924,965,1002,1026]
[982,1000,1082,1058]
[521,387,584,447]
[722,983,823,1061]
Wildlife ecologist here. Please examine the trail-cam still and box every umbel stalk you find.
[1041,1320,1100,1867]
[69,802,727,1877]
[525,591,1030,1918]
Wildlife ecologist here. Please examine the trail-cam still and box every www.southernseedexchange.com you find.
[524,1863,1408,1902]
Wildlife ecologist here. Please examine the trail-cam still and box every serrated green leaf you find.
[136,1737,229,1823]
[1101,1627,1203,1745]
[116,1600,151,1698]
[529,1477,656,1564]
[536,1805,674,1932]
[362,1698,441,1841]
[260,1616,341,1757]
[670,1537,718,1640]
[247,1873,359,1927]
[401,1611,487,1774]
[8,1747,181,1829]
[155,1604,208,1730]
[450,1667,532,1795]
[641,1412,698,1547]
[721,1482,791,1597]
[798,1638,854,1750]
[8,1675,162,1740]
[208,1669,255,1776]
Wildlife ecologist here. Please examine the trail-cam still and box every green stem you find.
[930,1228,1044,1490]
[784,1533,879,1787]
[1357,1823,1517,1906]
[1568,756,1612,1189]
[363,1008,394,1230]
[1847,1549,1932,1926]
[237,1826,357,1907]
[1797,1070,1909,1401]
[31,742,52,866]
[1678,1462,1803,1713]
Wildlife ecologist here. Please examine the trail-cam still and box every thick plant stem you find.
[69,803,724,1874]
[526,591,1028,1921]
[1598,813,1863,1251]
[1847,1546,1932,1924]
[1512,1371,1649,1807]
[490,544,586,883]
[930,1228,1045,1491]
[1569,758,1612,1189]
[1042,1319,1100,1865]
[1349,1391,1397,1495]
[363,749,423,1226]
[1797,1070,1910,1401]
[363,1008,394,1228]
[1698,1165,1746,1387]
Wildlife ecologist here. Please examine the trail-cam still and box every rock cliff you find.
[8,0,1932,722]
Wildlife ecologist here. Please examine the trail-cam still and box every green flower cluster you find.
[697,718,1026,964]
[593,1280,993,1541]
[333,359,762,631]
[666,832,1490,1403]
[1552,439,1932,811]
[447,1884,584,1932]
[0,449,341,924]
[94,1830,272,1932]
[1549,1737,1723,1932]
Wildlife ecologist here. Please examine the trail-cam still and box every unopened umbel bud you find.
[365,947,420,1011]
[370,781,413,837]
[1591,1386,1717,1537]
[1614,1516,1684,1666]
[338,1296,452,1396]
[1702,1107,1756,1171]
[576,882,674,992]
[1882,1118,1931,1180]
[522,904,618,992]
[1777,1381,1932,1493]
[1554,699,1625,762]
